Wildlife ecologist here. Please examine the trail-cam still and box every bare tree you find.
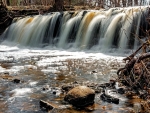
[97,0,104,8]
[0,0,146,8]
[69,0,71,6]
[53,0,64,11]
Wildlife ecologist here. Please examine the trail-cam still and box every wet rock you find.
[99,82,115,89]
[1,73,21,83]
[61,85,74,92]
[13,79,21,83]
[42,85,50,91]
[64,86,95,108]
[51,87,61,96]
[1,74,13,80]
[100,93,119,104]
[91,70,97,74]
[109,79,116,87]
[94,86,103,93]
[40,100,56,111]
[3,72,9,75]
[1,63,14,69]
[87,83,103,93]
[117,88,125,94]
[52,91,57,95]
[85,103,100,111]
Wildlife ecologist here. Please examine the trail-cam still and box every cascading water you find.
[0,5,150,113]
[1,6,149,52]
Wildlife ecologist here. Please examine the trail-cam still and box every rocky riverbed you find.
[0,42,147,113]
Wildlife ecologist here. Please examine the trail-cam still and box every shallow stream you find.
[0,42,144,113]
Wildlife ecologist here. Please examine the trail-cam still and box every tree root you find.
[117,40,150,99]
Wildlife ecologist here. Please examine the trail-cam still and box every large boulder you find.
[64,86,95,108]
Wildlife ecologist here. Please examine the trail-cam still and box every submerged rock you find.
[100,93,119,104]
[13,79,21,83]
[40,100,55,111]
[42,85,50,91]
[64,86,95,108]
[61,84,74,92]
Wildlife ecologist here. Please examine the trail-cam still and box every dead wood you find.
[117,39,150,100]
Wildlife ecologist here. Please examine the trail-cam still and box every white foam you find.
[29,81,38,86]
[11,88,32,96]
[0,42,125,75]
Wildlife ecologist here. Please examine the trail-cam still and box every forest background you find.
[0,0,147,8]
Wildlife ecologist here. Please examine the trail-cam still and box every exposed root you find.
[117,39,150,99]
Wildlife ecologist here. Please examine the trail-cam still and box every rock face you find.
[0,3,13,35]
[64,86,95,108]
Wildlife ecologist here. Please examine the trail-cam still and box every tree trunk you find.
[53,0,64,11]
[1,0,7,6]
[134,0,138,5]
[98,0,104,8]
[122,0,126,7]
[114,0,120,7]
[69,0,71,6]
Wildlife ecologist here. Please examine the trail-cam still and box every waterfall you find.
[118,8,134,51]
[102,13,124,50]
[58,11,83,48]
[82,15,106,49]
[44,12,61,45]
[0,6,149,52]
[74,11,96,49]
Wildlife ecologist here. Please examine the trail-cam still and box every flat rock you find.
[64,86,95,108]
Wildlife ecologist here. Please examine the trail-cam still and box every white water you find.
[82,15,106,49]
[0,40,125,74]
[58,12,83,48]
[102,13,124,49]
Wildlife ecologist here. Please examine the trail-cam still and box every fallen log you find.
[117,53,150,77]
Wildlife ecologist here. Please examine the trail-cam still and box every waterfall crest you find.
[1,6,149,51]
